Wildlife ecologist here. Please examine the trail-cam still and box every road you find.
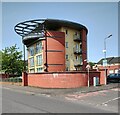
[65,88,120,113]
[1,86,117,113]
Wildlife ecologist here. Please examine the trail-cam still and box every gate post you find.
[22,72,28,86]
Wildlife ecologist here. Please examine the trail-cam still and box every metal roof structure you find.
[15,19,45,37]
[14,19,88,45]
[97,57,120,65]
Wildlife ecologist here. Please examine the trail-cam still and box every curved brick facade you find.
[46,31,65,72]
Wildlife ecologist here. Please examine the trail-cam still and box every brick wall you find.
[98,65,119,74]
[22,71,100,88]
[98,64,119,85]
[99,69,106,85]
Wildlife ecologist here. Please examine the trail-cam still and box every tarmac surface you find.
[1,82,120,113]
[1,82,119,96]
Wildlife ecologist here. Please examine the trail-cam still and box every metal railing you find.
[73,34,81,41]
[73,47,82,54]
[74,60,83,66]
[23,33,44,39]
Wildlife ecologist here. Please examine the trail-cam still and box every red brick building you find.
[92,57,120,85]
[97,57,120,74]
[15,19,100,88]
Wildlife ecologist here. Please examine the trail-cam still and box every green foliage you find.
[0,51,2,72]
[1,44,25,76]
[89,62,95,68]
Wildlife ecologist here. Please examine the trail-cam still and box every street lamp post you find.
[22,37,26,72]
[103,34,112,85]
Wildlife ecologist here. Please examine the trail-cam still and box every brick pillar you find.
[99,69,108,85]
[22,72,28,86]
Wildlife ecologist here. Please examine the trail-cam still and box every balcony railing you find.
[73,34,81,42]
[73,48,82,54]
[74,60,83,67]
[23,33,44,40]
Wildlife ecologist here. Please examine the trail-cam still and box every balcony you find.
[73,48,82,54]
[73,34,81,42]
[23,33,44,39]
[74,60,83,67]
[23,33,45,45]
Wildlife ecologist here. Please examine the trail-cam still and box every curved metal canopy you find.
[14,19,45,37]
[14,19,88,45]
[15,19,88,36]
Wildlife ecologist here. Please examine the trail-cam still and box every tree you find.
[1,44,25,76]
[89,62,95,69]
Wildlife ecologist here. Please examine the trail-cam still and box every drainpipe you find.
[22,37,26,72]
[44,24,48,72]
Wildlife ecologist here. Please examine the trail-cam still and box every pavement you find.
[1,82,119,97]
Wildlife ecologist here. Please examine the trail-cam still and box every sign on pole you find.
[103,59,107,67]
[86,64,91,69]
[86,64,90,87]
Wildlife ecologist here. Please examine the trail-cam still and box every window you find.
[65,42,68,48]
[66,54,68,60]
[29,69,34,73]
[74,32,81,38]
[37,67,43,72]
[65,30,68,35]
[29,46,34,56]
[36,42,42,54]
[29,57,34,67]
[109,70,114,74]
[66,67,69,71]
[115,69,118,73]
[75,32,77,36]
[75,44,79,52]
[80,56,82,64]
[76,44,79,49]
[76,56,78,61]
[36,55,42,66]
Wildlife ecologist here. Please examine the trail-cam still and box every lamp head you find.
[107,34,112,38]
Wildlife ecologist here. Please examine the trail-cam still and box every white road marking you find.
[2,87,11,90]
[2,86,51,98]
[65,97,77,101]
[103,104,108,106]
[3,86,32,94]
[110,88,120,91]
[101,97,120,105]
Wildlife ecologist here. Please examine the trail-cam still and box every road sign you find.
[103,59,107,66]
[86,64,91,69]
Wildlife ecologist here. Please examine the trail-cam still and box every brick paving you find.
[65,88,120,100]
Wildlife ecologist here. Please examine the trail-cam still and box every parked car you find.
[107,73,120,83]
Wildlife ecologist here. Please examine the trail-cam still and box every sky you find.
[1,2,119,62]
